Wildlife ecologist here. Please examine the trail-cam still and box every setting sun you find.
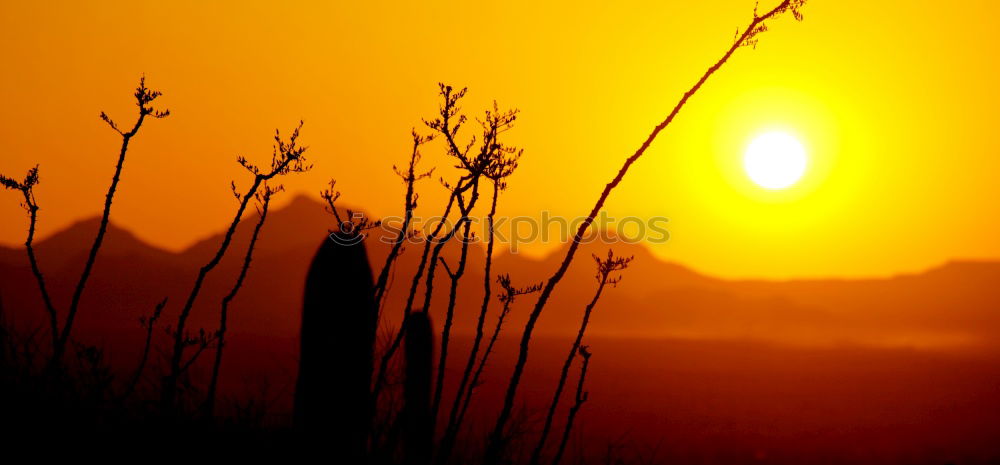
[743,131,808,189]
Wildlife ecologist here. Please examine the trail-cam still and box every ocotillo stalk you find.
[163,123,309,409]
[55,77,169,368]
[552,346,592,465]
[294,232,377,461]
[483,2,807,462]
[403,311,434,465]
[204,186,277,418]
[530,250,630,465]
[0,166,59,353]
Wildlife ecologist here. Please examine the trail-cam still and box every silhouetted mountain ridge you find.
[1,194,998,350]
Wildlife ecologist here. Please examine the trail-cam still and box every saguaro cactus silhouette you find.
[402,311,434,465]
[294,232,377,461]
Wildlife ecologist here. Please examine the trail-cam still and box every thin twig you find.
[119,297,167,402]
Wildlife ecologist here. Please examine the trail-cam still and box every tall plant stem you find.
[483,3,802,462]
[530,276,609,465]
[203,189,274,418]
[436,181,500,464]
[54,110,148,366]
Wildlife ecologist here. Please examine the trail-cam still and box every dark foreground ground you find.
[4,332,1000,464]
[120,334,999,464]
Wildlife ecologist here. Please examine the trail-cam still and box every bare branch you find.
[204,183,281,418]
[52,76,171,369]
[0,165,59,351]
[374,129,435,313]
[120,297,167,401]
[163,122,311,409]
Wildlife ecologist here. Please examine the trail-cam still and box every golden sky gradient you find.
[1,0,998,279]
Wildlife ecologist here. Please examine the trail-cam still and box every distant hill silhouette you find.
[4,195,1000,463]
[2,194,999,350]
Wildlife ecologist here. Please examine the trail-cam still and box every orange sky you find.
[2,0,999,279]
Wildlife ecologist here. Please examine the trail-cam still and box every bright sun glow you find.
[744,131,808,189]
